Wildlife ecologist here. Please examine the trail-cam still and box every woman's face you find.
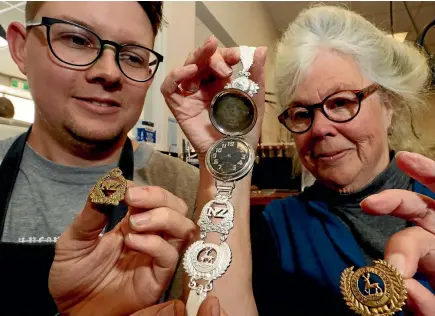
[292,49,393,192]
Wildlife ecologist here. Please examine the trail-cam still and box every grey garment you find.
[0,136,200,301]
[0,136,152,243]
[306,154,410,264]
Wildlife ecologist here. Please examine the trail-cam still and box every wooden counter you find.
[250,190,299,206]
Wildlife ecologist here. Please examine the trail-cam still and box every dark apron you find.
[0,127,133,315]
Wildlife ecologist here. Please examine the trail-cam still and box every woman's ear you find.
[7,22,28,75]
[380,92,394,132]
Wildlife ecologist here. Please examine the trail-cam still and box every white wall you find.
[200,1,285,144]
[132,1,196,153]
[202,1,279,93]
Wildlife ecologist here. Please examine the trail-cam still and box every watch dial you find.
[209,138,251,175]
[212,93,255,134]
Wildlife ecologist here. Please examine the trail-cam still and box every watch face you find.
[210,89,257,136]
[206,137,254,181]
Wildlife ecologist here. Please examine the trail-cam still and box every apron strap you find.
[0,127,31,235]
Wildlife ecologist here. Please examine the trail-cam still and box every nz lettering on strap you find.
[206,205,228,218]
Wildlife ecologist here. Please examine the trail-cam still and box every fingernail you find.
[126,233,136,244]
[217,61,232,76]
[209,297,220,316]
[386,253,405,276]
[129,213,150,228]
[259,46,268,57]
[186,80,200,92]
[395,151,406,158]
[185,64,197,71]
[127,187,147,202]
[205,35,215,44]
[361,194,382,208]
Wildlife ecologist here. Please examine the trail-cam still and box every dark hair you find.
[26,1,164,35]
[0,97,15,119]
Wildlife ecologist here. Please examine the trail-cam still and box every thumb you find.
[250,46,268,89]
[197,296,228,316]
[130,300,186,316]
[61,170,133,242]
[250,46,268,117]
[60,178,133,244]
[63,196,108,242]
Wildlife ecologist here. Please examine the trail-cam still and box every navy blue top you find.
[250,180,434,315]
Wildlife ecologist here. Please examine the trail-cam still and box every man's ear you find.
[7,22,28,75]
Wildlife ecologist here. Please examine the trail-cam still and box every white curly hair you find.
[274,5,434,174]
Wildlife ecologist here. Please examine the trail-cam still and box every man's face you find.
[20,1,155,142]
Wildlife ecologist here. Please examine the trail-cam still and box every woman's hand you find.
[361,151,435,315]
[160,36,267,160]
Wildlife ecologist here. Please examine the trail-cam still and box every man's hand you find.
[49,184,196,316]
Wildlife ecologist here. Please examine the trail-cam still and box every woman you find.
[165,5,434,316]
[249,5,435,315]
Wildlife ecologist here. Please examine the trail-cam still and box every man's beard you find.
[64,125,125,161]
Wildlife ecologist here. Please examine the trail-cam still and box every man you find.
[0,1,198,314]
[46,22,267,316]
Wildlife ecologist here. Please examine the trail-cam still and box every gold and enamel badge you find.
[340,260,407,316]
[89,167,127,206]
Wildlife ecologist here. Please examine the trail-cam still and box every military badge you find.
[89,167,127,206]
[340,259,407,316]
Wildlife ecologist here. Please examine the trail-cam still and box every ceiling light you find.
[386,32,408,42]
[0,25,7,48]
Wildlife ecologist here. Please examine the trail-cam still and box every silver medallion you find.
[183,240,232,281]
[197,199,234,240]
[225,71,259,97]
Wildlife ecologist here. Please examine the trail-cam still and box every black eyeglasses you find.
[278,84,379,134]
[26,17,164,83]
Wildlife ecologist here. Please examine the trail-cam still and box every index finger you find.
[361,189,435,235]
[181,39,237,92]
[396,151,435,192]
[124,185,188,216]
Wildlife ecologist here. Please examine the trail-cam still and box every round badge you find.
[340,260,407,316]
[183,241,232,281]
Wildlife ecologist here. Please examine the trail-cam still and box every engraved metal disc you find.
[89,167,127,206]
[183,241,232,281]
[225,74,259,98]
[210,88,257,136]
[340,259,407,316]
[197,199,234,236]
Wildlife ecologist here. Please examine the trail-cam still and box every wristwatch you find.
[183,46,259,316]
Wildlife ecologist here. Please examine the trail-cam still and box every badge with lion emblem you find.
[340,259,407,316]
[89,167,127,206]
